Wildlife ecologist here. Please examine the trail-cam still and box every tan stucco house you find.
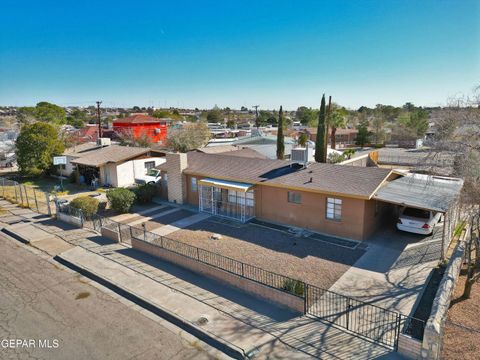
[157,152,402,241]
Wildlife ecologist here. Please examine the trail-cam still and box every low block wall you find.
[101,227,120,242]
[57,212,83,228]
[398,333,422,359]
[421,228,469,360]
[132,238,304,313]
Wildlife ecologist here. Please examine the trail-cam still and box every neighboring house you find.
[157,152,401,241]
[64,141,165,187]
[113,114,169,144]
[306,128,358,148]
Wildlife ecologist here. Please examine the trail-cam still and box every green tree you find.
[298,132,309,147]
[314,95,327,162]
[397,109,429,137]
[226,119,236,128]
[276,106,285,159]
[16,122,65,176]
[355,118,371,147]
[67,109,89,128]
[296,106,318,126]
[328,106,348,149]
[206,106,223,123]
[16,107,36,124]
[34,102,66,124]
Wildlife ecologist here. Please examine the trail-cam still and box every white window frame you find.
[326,197,342,221]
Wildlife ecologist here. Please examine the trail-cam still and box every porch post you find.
[441,211,447,262]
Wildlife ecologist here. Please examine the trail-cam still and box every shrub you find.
[106,188,136,213]
[281,278,305,297]
[70,196,99,219]
[327,152,345,164]
[134,183,157,204]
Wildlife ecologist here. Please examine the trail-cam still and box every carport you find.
[374,174,464,260]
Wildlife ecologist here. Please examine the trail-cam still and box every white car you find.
[396,207,442,235]
[135,168,161,185]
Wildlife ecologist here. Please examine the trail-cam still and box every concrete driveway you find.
[328,223,444,316]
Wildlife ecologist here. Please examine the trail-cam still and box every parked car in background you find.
[135,168,161,185]
[396,207,442,235]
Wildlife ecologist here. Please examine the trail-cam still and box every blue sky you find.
[1,0,479,109]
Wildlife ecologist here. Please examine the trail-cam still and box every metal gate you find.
[305,285,402,348]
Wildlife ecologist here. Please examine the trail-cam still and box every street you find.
[0,235,216,360]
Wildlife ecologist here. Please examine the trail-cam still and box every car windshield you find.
[146,169,159,177]
[403,207,430,219]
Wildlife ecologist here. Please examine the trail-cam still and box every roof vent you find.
[96,138,111,147]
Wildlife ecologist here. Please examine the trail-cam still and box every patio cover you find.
[373,174,464,213]
[198,178,254,193]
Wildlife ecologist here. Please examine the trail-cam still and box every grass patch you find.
[454,221,466,237]
[281,278,305,297]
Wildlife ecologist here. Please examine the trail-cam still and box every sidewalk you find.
[0,200,398,359]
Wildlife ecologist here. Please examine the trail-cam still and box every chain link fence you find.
[0,177,54,215]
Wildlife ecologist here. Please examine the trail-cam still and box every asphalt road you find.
[0,235,215,360]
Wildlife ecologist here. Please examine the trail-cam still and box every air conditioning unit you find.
[97,138,111,146]
[291,147,312,167]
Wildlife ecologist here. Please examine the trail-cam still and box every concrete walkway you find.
[328,225,443,315]
[128,207,180,226]
[110,204,168,222]
[151,212,211,236]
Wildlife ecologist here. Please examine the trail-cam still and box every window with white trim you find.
[287,191,302,204]
[191,177,197,192]
[326,197,342,220]
[144,161,155,171]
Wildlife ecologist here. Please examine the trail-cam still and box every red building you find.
[113,114,169,144]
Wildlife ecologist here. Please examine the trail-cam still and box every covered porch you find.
[198,178,255,222]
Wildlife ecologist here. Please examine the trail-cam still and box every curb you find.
[54,253,246,360]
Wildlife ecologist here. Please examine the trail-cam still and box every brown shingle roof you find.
[71,145,151,167]
[160,152,393,198]
[64,142,100,157]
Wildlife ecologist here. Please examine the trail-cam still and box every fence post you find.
[346,298,351,330]
[18,184,24,206]
[14,183,18,203]
[33,189,39,212]
[394,313,402,351]
[118,223,122,243]
[2,177,4,198]
[45,192,52,216]
[241,262,244,277]
[196,247,200,260]
[304,284,308,314]
[24,186,30,208]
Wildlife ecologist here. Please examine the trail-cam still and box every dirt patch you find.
[442,270,480,360]
[75,291,91,300]
[167,219,365,289]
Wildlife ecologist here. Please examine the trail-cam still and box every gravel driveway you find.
[167,218,366,289]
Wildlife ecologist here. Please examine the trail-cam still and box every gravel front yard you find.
[167,218,366,289]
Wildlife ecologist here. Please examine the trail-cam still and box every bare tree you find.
[167,121,211,152]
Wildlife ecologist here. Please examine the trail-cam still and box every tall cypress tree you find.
[315,94,326,162]
[276,106,285,160]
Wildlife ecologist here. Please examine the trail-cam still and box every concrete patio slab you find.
[328,225,443,315]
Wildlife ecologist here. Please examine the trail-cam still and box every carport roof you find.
[374,174,464,212]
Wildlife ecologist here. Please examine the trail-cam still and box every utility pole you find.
[324,96,332,162]
[96,101,102,139]
[253,105,259,128]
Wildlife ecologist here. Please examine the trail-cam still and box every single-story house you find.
[65,142,165,187]
[156,152,404,241]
